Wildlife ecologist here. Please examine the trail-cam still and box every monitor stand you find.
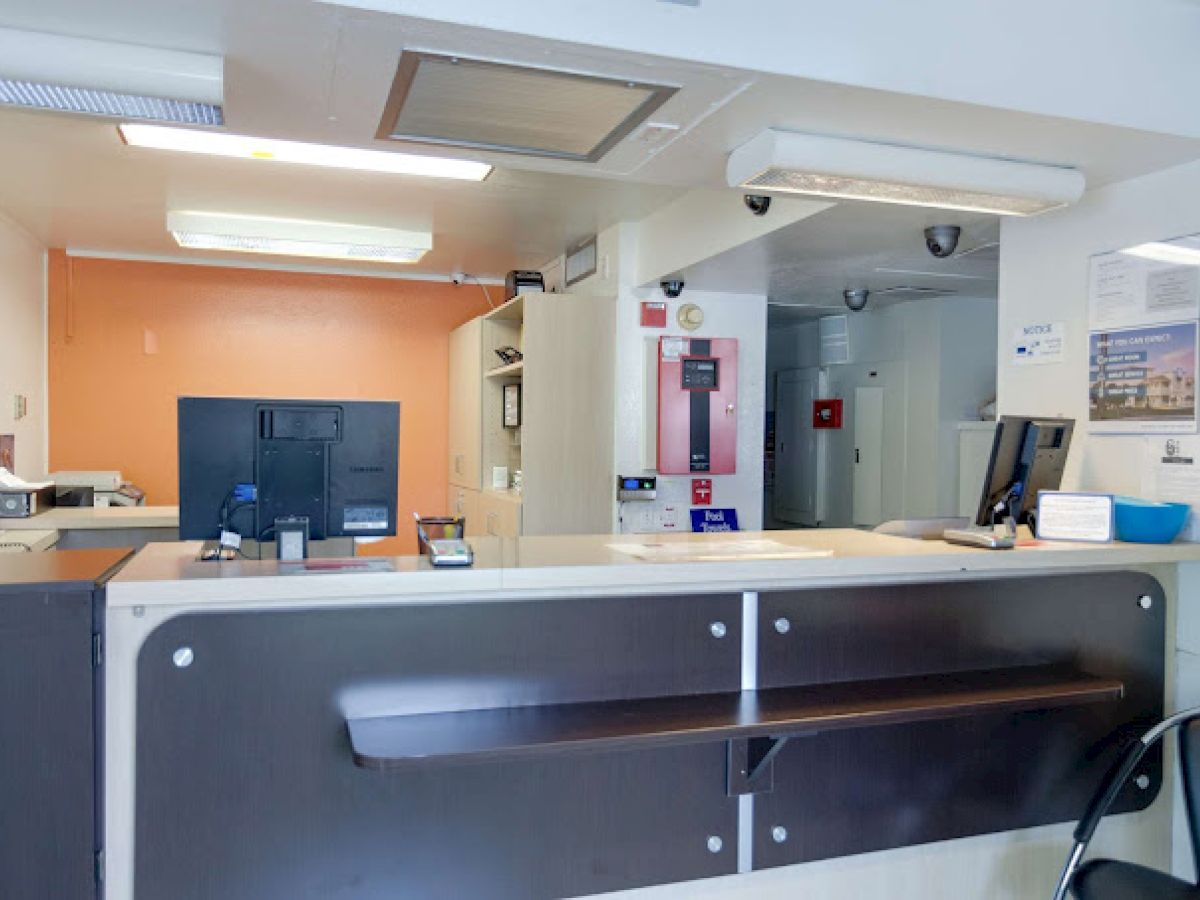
[198,537,358,562]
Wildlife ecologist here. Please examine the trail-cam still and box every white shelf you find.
[485,361,524,378]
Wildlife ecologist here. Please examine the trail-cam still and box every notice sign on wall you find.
[1012,321,1066,366]
[1089,322,1198,433]
[1088,236,1200,434]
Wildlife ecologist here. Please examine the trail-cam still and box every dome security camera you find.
[743,194,771,216]
[843,288,870,312]
[924,225,962,258]
[661,279,685,299]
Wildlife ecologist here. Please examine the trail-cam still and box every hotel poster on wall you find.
[1088,236,1200,434]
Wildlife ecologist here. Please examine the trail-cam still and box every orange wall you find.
[47,252,490,554]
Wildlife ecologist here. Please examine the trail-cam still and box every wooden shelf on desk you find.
[485,360,523,378]
[347,665,1123,772]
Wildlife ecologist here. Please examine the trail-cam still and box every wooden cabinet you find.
[447,485,483,537]
[478,490,522,538]
[448,319,482,490]
[447,292,617,537]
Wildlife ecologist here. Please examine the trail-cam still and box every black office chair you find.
[1053,707,1200,899]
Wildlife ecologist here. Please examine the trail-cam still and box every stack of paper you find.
[0,467,52,491]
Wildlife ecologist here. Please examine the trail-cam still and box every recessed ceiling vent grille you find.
[377,52,677,163]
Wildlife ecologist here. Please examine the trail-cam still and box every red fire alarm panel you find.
[657,336,738,475]
[813,398,843,429]
[692,478,713,506]
[641,301,668,328]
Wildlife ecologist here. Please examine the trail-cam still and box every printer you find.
[0,468,54,518]
[50,471,146,507]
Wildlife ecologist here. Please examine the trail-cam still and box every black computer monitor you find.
[178,397,400,542]
[974,416,1074,527]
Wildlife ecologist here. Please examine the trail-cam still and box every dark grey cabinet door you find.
[0,585,96,899]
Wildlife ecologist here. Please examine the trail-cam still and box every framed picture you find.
[503,383,521,428]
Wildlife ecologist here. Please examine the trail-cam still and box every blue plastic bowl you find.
[1113,497,1190,544]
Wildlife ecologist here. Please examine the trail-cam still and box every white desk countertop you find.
[106,528,1200,609]
[0,529,59,552]
[0,505,179,531]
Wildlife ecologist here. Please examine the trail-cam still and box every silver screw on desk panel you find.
[1138,595,1153,610]
[1135,774,1151,790]
[710,621,727,639]
[774,617,791,635]
[706,835,723,854]
[172,646,194,669]
[772,826,788,843]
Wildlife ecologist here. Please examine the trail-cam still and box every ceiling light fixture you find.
[1121,241,1200,267]
[727,130,1085,217]
[0,28,223,125]
[121,123,492,181]
[167,211,433,264]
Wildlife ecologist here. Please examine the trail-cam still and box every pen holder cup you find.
[414,516,466,555]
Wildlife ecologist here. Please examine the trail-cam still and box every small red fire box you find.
[813,399,843,429]
[692,478,713,506]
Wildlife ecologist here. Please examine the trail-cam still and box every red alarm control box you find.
[813,398,843,429]
[692,478,713,506]
[657,336,738,475]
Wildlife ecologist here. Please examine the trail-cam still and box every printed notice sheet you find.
[1089,235,1200,434]
[1142,436,1200,541]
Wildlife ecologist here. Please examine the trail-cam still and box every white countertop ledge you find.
[105,529,1200,610]
[2,505,179,530]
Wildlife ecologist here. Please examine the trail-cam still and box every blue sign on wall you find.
[691,508,739,533]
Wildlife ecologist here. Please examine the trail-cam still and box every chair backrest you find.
[1180,718,1200,881]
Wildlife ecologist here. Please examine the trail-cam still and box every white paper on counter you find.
[1142,436,1200,541]
[0,467,51,491]
[1036,492,1114,542]
[607,539,832,563]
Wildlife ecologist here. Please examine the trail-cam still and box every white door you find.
[852,386,885,526]
[775,368,827,525]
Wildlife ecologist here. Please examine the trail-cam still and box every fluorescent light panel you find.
[0,28,223,124]
[167,211,432,265]
[121,123,491,181]
[727,130,1085,217]
[1121,241,1200,267]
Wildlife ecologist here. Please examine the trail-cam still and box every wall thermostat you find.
[617,475,657,501]
[677,303,704,331]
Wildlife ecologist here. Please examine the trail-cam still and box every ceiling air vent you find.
[377,52,677,163]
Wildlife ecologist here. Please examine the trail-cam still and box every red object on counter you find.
[692,478,713,506]
[813,398,843,429]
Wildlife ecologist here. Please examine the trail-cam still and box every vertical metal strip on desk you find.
[738,591,758,874]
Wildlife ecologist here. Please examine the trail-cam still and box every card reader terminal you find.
[427,539,474,567]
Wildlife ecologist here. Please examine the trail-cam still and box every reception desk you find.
[103,531,1200,900]
[0,505,179,550]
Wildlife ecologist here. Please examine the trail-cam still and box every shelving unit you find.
[446,291,617,537]
[347,665,1123,772]
[484,360,524,379]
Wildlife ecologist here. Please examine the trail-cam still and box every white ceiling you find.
[681,201,1001,314]
[0,0,1196,278]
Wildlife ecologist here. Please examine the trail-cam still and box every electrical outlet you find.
[12,395,27,420]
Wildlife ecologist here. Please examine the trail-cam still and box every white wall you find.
[769,298,997,526]
[0,213,47,480]
[998,157,1200,496]
[564,222,768,533]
